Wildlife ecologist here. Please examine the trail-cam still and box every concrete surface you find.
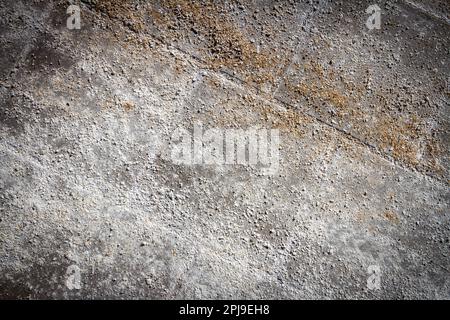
[0,0,449,299]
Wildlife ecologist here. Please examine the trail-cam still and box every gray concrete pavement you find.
[0,0,449,299]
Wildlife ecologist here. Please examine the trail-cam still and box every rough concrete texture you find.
[0,0,449,299]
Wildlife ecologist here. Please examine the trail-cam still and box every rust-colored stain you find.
[198,79,310,138]
[383,211,399,224]
[94,0,285,88]
[91,0,446,180]
[122,101,134,112]
[153,0,283,86]
[94,1,145,33]
[284,56,445,177]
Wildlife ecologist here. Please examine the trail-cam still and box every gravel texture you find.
[0,0,449,299]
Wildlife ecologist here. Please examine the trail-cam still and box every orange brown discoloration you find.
[383,211,399,224]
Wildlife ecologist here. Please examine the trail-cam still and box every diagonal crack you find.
[82,2,448,186]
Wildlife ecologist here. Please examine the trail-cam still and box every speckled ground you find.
[0,0,449,299]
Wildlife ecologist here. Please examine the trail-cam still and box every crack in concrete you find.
[83,4,448,187]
